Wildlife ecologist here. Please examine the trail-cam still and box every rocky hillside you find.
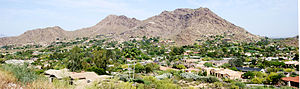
[0,15,140,46]
[0,7,261,46]
[278,36,299,47]
[0,26,69,45]
[117,8,260,45]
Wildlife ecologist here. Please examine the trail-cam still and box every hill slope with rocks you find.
[0,7,261,46]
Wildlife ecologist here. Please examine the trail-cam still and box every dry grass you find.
[27,79,55,89]
[0,69,23,89]
[0,67,73,89]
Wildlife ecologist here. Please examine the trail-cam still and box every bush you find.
[1,64,38,84]
[156,73,172,79]
[251,77,263,84]
[133,78,145,83]
[220,63,231,68]
[35,70,45,75]
[230,67,238,71]
[0,58,7,63]
[213,82,223,88]
[143,76,181,89]
[232,82,246,88]
[242,71,255,79]
[180,72,200,80]
[180,73,219,83]
[118,74,130,82]
[87,66,107,75]
[135,63,145,73]
[175,64,186,69]
[145,63,159,73]
[204,62,213,67]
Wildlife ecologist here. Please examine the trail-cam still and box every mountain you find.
[0,26,69,45]
[70,15,141,38]
[116,8,260,45]
[0,15,140,46]
[0,7,261,46]
[278,36,299,47]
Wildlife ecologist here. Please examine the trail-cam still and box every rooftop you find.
[281,76,299,83]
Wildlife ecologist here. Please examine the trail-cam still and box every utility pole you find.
[133,61,135,79]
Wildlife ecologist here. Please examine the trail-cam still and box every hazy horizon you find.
[0,0,298,38]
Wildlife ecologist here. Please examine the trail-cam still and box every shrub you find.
[180,73,219,83]
[207,76,219,83]
[35,70,45,75]
[213,82,223,88]
[230,67,238,71]
[145,63,159,73]
[180,72,200,80]
[0,58,7,63]
[133,78,145,83]
[204,62,213,67]
[118,74,130,82]
[156,73,172,79]
[175,64,186,69]
[232,82,246,88]
[86,79,135,89]
[220,63,231,68]
[135,63,145,73]
[1,64,38,84]
[251,77,263,84]
[242,71,255,79]
[143,76,181,89]
[87,66,107,75]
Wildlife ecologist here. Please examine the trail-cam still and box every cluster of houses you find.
[44,69,112,88]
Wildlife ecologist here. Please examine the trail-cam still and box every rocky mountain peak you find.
[95,14,141,28]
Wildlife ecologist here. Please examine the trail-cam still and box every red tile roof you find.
[281,76,299,83]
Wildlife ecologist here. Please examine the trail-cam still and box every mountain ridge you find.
[0,7,261,46]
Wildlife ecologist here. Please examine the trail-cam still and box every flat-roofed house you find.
[202,68,244,80]
[281,76,299,88]
[44,69,70,82]
[236,67,265,72]
[284,61,299,68]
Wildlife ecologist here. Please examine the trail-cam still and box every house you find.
[159,66,178,71]
[281,76,299,88]
[208,59,229,67]
[236,67,265,72]
[184,68,200,73]
[245,53,252,56]
[183,59,202,63]
[70,72,112,85]
[202,68,244,80]
[5,59,34,65]
[44,69,70,82]
[265,57,279,61]
[284,61,299,68]
[44,69,111,86]
[190,56,201,59]
[195,61,208,68]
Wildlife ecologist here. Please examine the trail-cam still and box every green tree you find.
[229,57,245,67]
[145,63,159,73]
[266,72,285,85]
[67,46,84,72]
[92,49,108,70]
[135,63,145,73]
[242,71,255,79]
[204,62,213,67]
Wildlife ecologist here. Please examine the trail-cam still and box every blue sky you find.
[0,0,298,38]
